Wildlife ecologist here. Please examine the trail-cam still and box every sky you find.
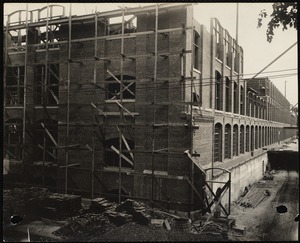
[4,2,298,107]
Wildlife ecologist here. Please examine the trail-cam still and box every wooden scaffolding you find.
[3,3,210,215]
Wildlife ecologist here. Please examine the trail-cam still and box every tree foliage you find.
[257,2,297,42]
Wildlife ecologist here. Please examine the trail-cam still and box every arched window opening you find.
[4,119,23,160]
[106,75,136,100]
[251,126,254,151]
[104,138,134,168]
[224,124,231,159]
[225,77,231,112]
[258,126,262,148]
[240,125,245,154]
[246,125,250,152]
[215,71,222,110]
[255,126,258,149]
[262,127,265,147]
[233,124,238,156]
[213,123,223,162]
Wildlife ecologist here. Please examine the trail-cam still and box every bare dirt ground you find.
[230,170,299,241]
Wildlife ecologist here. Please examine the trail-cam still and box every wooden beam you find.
[90,102,108,118]
[48,89,59,104]
[111,145,134,166]
[37,144,57,159]
[115,100,134,117]
[59,163,80,168]
[41,122,58,146]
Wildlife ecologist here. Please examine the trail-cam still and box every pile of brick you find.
[115,199,151,226]
[89,197,117,213]
[53,213,116,241]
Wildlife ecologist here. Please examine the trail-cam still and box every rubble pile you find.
[53,213,116,241]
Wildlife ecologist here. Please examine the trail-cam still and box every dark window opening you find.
[233,41,239,73]
[233,125,238,156]
[240,125,245,154]
[233,82,238,113]
[246,125,250,152]
[106,75,136,100]
[240,86,244,115]
[224,124,231,159]
[225,77,231,112]
[4,119,23,160]
[214,20,222,60]
[215,71,222,110]
[6,67,25,106]
[251,126,254,151]
[104,138,134,168]
[193,92,200,103]
[225,32,231,67]
[258,127,262,148]
[246,92,250,116]
[193,30,200,70]
[214,123,223,162]
[35,64,59,105]
[255,126,258,149]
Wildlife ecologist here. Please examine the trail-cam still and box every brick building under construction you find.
[3,3,297,214]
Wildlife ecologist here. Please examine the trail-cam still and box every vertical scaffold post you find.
[91,6,98,200]
[151,3,159,207]
[42,3,50,186]
[3,10,10,151]
[189,3,195,217]
[118,5,125,204]
[65,3,72,195]
[22,4,29,171]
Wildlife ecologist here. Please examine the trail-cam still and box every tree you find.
[257,2,297,42]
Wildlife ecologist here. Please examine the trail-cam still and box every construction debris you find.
[115,199,151,225]
[263,171,274,180]
[89,197,117,213]
[237,184,271,208]
[53,213,115,241]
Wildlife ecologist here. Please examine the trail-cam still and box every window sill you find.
[105,99,135,103]
[36,48,60,52]
[5,105,23,108]
[103,166,134,173]
[34,105,59,109]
